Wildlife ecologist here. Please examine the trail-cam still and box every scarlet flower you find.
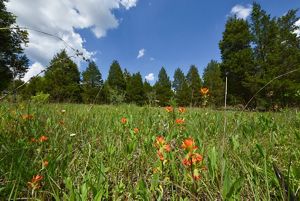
[164,144,171,152]
[182,158,191,166]
[165,106,173,113]
[28,175,43,190]
[157,151,164,161]
[175,118,185,124]
[42,160,49,167]
[181,138,197,151]
[39,136,48,142]
[133,128,139,134]
[178,107,186,113]
[121,117,127,124]
[200,87,209,95]
[191,153,203,164]
[22,114,33,120]
[155,136,165,146]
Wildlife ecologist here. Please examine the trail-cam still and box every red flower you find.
[42,160,49,167]
[178,107,186,113]
[30,138,36,143]
[121,117,127,124]
[165,106,173,113]
[182,158,191,166]
[28,175,43,190]
[175,118,185,124]
[200,87,209,95]
[181,138,197,151]
[164,144,171,152]
[155,136,165,146]
[157,151,164,161]
[191,153,203,164]
[133,128,139,134]
[39,136,48,142]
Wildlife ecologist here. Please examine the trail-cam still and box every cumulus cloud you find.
[145,73,154,81]
[121,0,138,10]
[295,19,300,36]
[5,0,138,80]
[23,62,45,82]
[230,4,252,20]
[137,48,145,59]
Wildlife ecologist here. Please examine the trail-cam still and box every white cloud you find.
[5,0,138,80]
[121,0,138,10]
[230,4,252,20]
[145,73,154,81]
[295,19,300,36]
[22,62,45,82]
[150,57,155,61]
[137,48,145,59]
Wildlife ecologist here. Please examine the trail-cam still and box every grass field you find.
[0,103,299,200]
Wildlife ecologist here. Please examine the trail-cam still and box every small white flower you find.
[61,109,66,114]
[70,133,76,137]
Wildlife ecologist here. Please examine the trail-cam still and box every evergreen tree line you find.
[18,49,222,107]
[219,3,300,108]
[1,1,300,108]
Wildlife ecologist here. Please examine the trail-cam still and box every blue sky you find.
[7,0,300,83]
[78,0,300,83]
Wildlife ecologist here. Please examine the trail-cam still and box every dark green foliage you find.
[173,68,190,106]
[22,76,45,99]
[186,65,202,106]
[219,16,255,105]
[126,72,145,105]
[44,50,82,102]
[0,0,29,91]
[154,67,173,106]
[143,80,156,105]
[107,60,126,92]
[81,61,104,104]
[203,60,224,106]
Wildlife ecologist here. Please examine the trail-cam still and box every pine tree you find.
[44,50,82,102]
[173,68,190,106]
[203,60,224,106]
[154,67,173,106]
[186,65,202,106]
[219,16,254,105]
[143,80,155,105]
[0,0,29,91]
[81,61,103,103]
[126,72,145,105]
[107,60,126,92]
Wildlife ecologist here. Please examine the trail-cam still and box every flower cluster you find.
[154,136,171,161]
[27,175,43,190]
[121,117,127,124]
[31,135,49,143]
[165,106,173,113]
[181,138,204,181]
[200,87,209,106]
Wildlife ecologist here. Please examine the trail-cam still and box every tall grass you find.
[0,103,299,200]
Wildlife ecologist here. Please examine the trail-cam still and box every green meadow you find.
[0,103,299,200]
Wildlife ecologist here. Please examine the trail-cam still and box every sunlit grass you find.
[0,103,299,200]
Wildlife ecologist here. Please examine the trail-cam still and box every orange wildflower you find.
[175,118,185,124]
[165,106,173,113]
[200,87,209,95]
[121,117,127,124]
[133,128,139,134]
[42,160,49,167]
[28,175,43,190]
[191,153,203,164]
[182,158,191,166]
[22,114,33,120]
[155,136,165,147]
[178,107,186,113]
[157,151,164,161]
[181,138,197,151]
[164,144,171,152]
[39,136,48,142]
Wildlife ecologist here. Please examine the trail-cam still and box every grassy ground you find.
[0,103,299,200]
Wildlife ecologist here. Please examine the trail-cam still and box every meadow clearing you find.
[0,103,299,200]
